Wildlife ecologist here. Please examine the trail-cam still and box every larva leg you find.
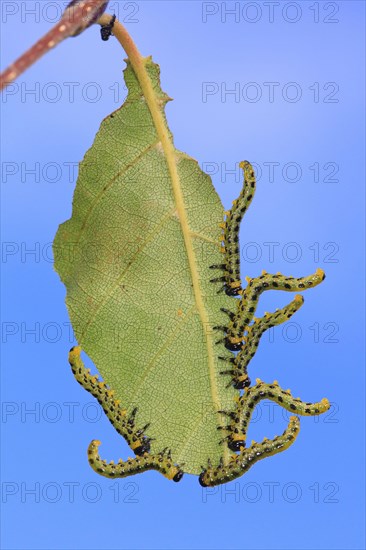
[221,379,330,452]
[69,346,151,455]
[88,441,184,482]
[199,416,300,487]
[219,295,304,389]
[222,268,325,351]
[210,161,256,296]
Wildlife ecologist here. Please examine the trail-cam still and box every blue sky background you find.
[1,1,365,549]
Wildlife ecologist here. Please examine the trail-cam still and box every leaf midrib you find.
[131,59,229,464]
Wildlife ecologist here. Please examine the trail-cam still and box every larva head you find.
[225,285,242,297]
[233,376,251,390]
[228,439,246,452]
[198,472,208,487]
[131,438,151,456]
[224,338,242,352]
[172,470,184,483]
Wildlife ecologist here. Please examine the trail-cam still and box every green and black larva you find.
[67,159,329,487]
[219,294,305,390]
[216,378,329,456]
[69,346,184,482]
[215,269,325,352]
[199,379,329,486]
[210,160,256,296]
[69,347,152,455]
[199,415,301,487]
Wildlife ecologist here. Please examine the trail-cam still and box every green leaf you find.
[53,57,236,474]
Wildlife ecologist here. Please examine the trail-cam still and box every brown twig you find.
[0,0,109,92]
